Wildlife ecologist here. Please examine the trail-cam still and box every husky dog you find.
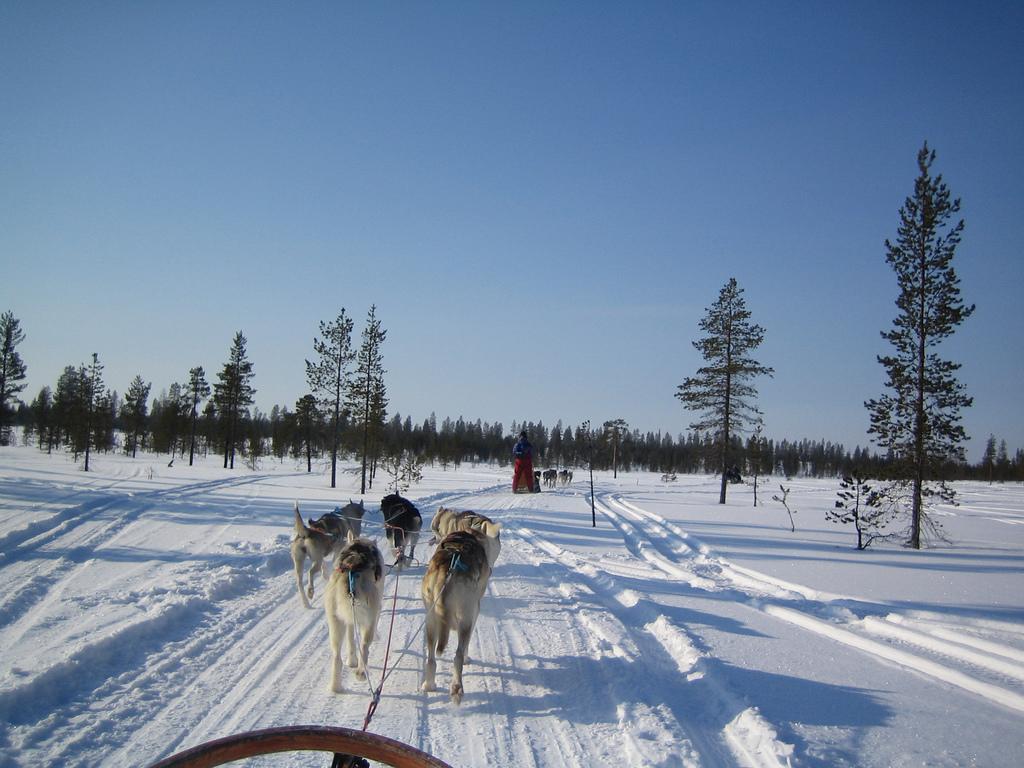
[291,502,347,608]
[380,493,422,565]
[324,535,385,692]
[323,499,365,540]
[430,507,502,567]
[420,530,493,704]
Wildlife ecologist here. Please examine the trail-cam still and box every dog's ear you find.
[485,522,502,537]
[347,529,356,544]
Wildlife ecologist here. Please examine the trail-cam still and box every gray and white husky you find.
[420,528,497,704]
[324,535,385,692]
[291,501,364,608]
[430,506,502,567]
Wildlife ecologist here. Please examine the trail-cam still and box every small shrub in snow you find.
[772,483,797,532]
[830,472,897,550]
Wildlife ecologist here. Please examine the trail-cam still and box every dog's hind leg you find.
[420,613,440,693]
[306,561,319,601]
[326,606,345,693]
[293,549,312,609]
[450,621,474,705]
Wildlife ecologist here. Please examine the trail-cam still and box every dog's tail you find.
[293,502,310,537]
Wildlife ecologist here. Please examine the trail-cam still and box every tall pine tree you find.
[214,331,256,469]
[185,366,211,466]
[306,310,354,488]
[121,375,151,458]
[676,278,773,504]
[0,311,28,445]
[83,353,105,472]
[347,305,388,494]
[866,143,974,549]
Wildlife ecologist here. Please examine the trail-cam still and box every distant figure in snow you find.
[512,431,535,493]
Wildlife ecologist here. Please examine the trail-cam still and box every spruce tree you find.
[184,366,211,466]
[982,434,997,484]
[294,394,319,473]
[866,143,974,549]
[30,387,54,453]
[213,332,256,469]
[83,353,105,472]
[306,310,354,488]
[0,311,28,445]
[676,278,773,503]
[347,305,388,494]
[121,375,151,458]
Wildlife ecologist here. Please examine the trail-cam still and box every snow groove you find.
[603,493,1024,717]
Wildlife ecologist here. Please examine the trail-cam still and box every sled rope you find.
[348,534,462,734]
[361,559,403,731]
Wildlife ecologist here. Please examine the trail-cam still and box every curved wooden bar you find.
[147,725,454,768]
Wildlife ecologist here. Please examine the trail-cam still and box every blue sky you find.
[2,2,1022,461]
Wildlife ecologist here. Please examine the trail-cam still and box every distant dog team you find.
[289,495,502,704]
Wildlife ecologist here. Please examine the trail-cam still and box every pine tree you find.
[982,434,997,484]
[866,143,974,549]
[306,310,354,488]
[830,472,896,550]
[996,440,1010,482]
[30,387,54,453]
[184,366,211,466]
[603,418,628,478]
[83,353,105,472]
[294,394,319,473]
[121,375,151,458]
[0,311,28,445]
[213,331,256,469]
[676,278,773,503]
[347,305,388,494]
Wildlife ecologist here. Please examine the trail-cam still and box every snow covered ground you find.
[0,444,1022,767]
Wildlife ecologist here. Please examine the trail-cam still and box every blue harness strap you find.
[450,553,469,573]
[348,570,357,597]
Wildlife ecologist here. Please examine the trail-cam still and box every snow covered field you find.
[1,444,1022,767]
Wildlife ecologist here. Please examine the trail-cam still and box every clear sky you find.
[2,2,1022,462]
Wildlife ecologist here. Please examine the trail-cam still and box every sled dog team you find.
[290,495,501,704]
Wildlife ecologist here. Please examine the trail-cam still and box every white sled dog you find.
[324,535,385,692]
[420,528,496,704]
[291,502,360,608]
[430,506,502,567]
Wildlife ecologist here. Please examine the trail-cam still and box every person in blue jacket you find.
[512,431,534,492]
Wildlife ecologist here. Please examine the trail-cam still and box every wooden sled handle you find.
[147,725,454,768]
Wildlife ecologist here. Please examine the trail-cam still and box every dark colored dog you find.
[380,493,422,565]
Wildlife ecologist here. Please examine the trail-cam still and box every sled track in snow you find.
[598,494,1024,716]
[506,522,790,768]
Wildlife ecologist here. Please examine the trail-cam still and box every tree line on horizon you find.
[2,145,1022,521]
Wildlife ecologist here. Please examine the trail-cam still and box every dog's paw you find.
[306,587,315,600]
[449,683,464,705]
[354,668,367,680]
[420,680,436,693]
[330,681,345,694]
